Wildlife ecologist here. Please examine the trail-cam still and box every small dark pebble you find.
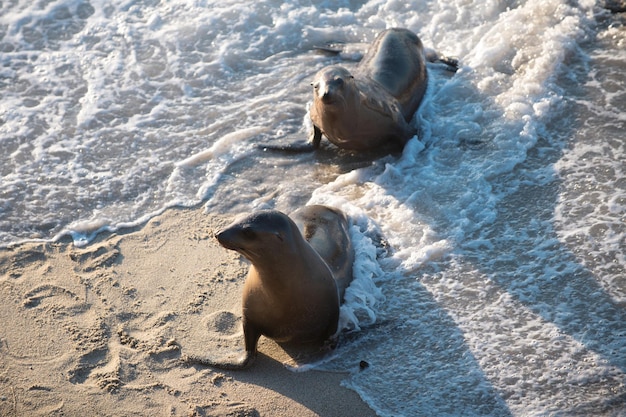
[605,0,626,12]
[359,360,369,370]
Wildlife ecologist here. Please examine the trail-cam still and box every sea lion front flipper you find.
[183,351,255,370]
[256,128,321,153]
[257,142,317,153]
[184,321,261,370]
[310,125,322,149]
[182,351,256,371]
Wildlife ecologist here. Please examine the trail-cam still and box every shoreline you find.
[0,206,377,417]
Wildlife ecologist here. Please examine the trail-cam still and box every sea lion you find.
[290,205,354,301]
[309,28,428,151]
[185,205,354,369]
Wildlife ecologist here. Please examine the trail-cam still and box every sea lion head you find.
[216,210,298,263]
[311,66,355,106]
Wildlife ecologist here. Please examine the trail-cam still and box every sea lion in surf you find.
[185,205,354,369]
[309,28,429,151]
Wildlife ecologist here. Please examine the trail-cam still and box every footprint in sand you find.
[0,245,47,279]
[23,284,82,308]
[204,310,242,339]
[69,241,121,273]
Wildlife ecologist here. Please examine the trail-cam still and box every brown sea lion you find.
[309,28,428,151]
[185,205,354,369]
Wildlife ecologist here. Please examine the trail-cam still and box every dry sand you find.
[0,207,377,417]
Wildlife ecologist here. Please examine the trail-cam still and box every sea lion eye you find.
[312,82,319,89]
[335,78,344,85]
[241,228,256,240]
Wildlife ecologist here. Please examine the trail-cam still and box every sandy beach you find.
[0,207,377,417]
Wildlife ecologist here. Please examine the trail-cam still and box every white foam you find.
[176,127,267,167]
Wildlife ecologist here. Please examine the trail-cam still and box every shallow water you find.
[1,0,625,415]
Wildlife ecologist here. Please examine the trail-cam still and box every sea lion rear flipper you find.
[436,55,459,72]
[313,41,348,55]
[312,41,368,61]
[313,44,342,55]
[424,47,459,72]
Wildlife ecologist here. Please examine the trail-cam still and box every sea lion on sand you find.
[309,28,428,151]
[185,205,354,369]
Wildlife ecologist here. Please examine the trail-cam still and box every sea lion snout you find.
[215,211,290,255]
[317,78,343,104]
[312,67,354,105]
[215,227,240,250]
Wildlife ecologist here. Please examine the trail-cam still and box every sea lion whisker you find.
[337,93,348,112]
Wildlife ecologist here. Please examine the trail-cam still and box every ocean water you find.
[1,0,625,415]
